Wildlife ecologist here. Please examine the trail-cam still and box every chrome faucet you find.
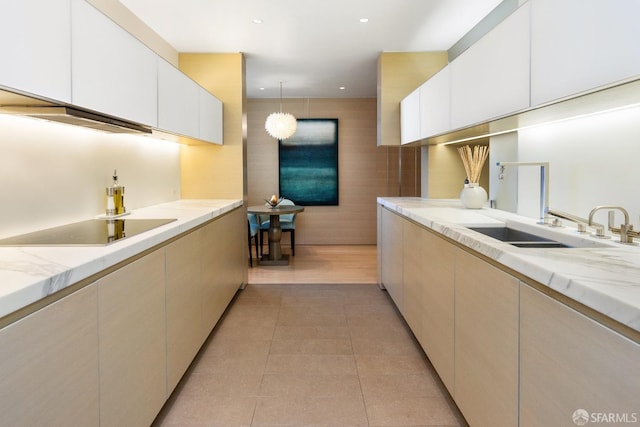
[588,205,638,243]
[497,161,549,224]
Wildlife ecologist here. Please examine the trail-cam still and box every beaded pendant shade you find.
[265,82,297,140]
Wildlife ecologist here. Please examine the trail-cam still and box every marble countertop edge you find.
[0,199,243,320]
[378,197,640,333]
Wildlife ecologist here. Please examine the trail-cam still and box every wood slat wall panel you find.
[247,98,379,245]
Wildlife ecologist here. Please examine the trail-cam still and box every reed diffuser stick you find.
[457,145,489,183]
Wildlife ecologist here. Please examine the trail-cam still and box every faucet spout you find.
[588,205,631,242]
[497,161,549,225]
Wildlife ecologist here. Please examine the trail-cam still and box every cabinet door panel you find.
[0,0,71,103]
[71,0,157,126]
[199,89,224,144]
[520,284,640,426]
[531,0,640,106]
[419,66,450,138]
[380,208,404,311]
[97,249,166,427]
[0,285,99,426]
[201,208,243,333]
[400,87,420,144]
[158,58,200,138]
[450,3,530,129]
[166,229,204,393]
[402,220,424,335]
[455,249,519,427]
[419,227,455,393]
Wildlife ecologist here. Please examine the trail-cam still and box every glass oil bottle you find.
[106,169,126,216]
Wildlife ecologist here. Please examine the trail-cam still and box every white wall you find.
[501,104,640,227]
[0,114,181,239]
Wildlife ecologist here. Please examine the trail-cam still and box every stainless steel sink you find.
[468,226,570,248]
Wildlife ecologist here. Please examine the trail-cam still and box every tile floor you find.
[153,283,467,426]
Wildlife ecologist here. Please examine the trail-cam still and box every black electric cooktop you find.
[0,218,176,246]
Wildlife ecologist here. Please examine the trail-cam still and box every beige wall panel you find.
[427,142,489,198]
[179,53,246,199]
[377,52,448,146]
[247,98,378,245]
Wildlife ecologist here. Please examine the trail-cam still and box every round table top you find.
[247,204,305,215]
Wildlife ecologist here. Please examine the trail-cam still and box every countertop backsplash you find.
[0,114,181,239]
[488,104,640,225]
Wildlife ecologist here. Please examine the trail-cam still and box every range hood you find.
[0,105,152,134]
[0,88,152,134]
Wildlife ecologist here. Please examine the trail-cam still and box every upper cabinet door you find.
[0,0,71,103]
[419,66,450,139]
[71,0,157,127]
[199,89,223,145]
[400,87,421,144]
[450,3,530,130]
[531,0,640,107]
[157,58,199,138]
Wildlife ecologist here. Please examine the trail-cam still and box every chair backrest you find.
[279,198,296,224]
[247,213,259,236]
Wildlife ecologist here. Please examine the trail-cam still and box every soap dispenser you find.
[106,169,125,216]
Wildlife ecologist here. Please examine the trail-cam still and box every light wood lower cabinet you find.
[0,285,99,427]
[454,249,519,427]
[166,229,204,393]
[97,249,167,427]
[402,220,455,393]
[520,284,640,427]
[166,208,244,393]
[379,205,640,427]
[201,207,244,334]
[0,208,245,426]
[380,207,404,311]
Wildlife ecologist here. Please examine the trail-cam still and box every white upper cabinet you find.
[450,2,530,130]
[400,87,421,144]
[199,89,223,145]
[157,58,199,138]
[419,66,450,139]
[158,58,223,144]
[0,0,71,103]
[531,0,640,107]
[71,0,157,127]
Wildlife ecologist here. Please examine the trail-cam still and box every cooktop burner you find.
[0,218,177,246]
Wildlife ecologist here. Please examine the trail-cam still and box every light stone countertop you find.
[378,197,640,334]
[0,199,243,320]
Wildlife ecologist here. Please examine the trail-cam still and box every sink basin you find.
[468,226,570,248]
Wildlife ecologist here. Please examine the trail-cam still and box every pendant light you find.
[265,81,297,140]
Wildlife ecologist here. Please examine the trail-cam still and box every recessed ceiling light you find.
[339,86,346,90]
[259,87,265,91]
[359,18,369,23]
[252,19,263,24]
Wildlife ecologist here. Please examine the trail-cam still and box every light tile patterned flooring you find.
[153,247,467,427]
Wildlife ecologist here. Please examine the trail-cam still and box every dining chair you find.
[259,198,298,256]
[247,213,260,266]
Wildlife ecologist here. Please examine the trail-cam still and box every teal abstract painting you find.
[279,119,339,206]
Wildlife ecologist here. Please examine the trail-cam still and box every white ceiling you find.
[119,0,503,99]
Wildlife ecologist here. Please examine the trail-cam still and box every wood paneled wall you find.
[248,98,384,245]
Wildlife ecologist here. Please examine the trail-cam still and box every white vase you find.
[460,183,488,209]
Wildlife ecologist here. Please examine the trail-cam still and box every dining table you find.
[247,204,304,265]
